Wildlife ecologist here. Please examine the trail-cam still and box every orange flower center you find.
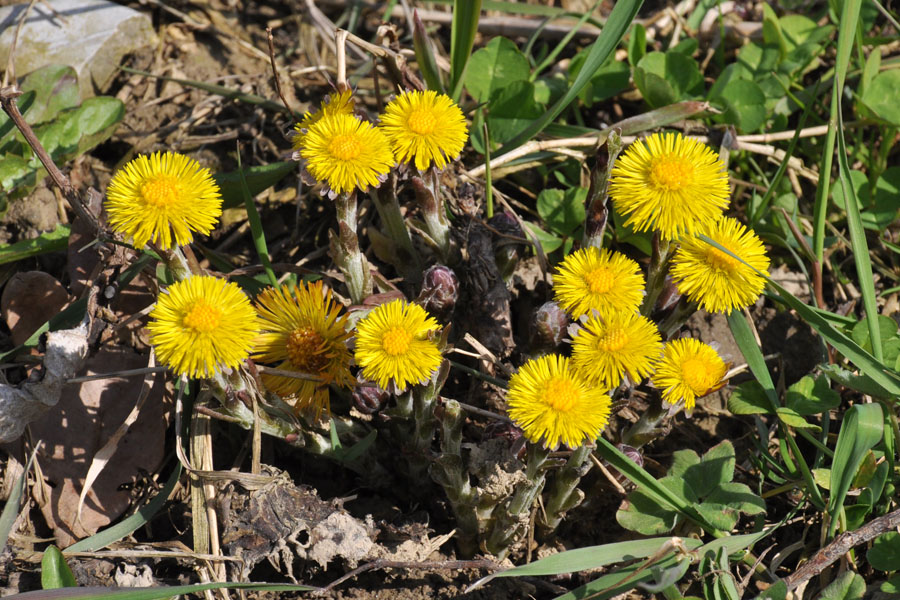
[141,175,181,207]
[681,358,718,395]
[543,376,579,412]
[328,133,362,161]
[182,300,222,333]
[286,326,329,372]
[650,154,695,191]
[597,328,628,352]
[584,267,614,294]
[407,109,437,135]
[705,245,740,271]
[382,326,412,356]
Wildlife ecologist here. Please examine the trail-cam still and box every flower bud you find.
[488,211,525,281]
[352,374,389,414]
[530,301,569,351]
[417,264,459,320]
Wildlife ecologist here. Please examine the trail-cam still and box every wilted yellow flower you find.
[553,247,645,319]
[609,132,730,239]
[253,281,354,419]
[507,354,611,449]
[105,151,222,250]
[652,338,727,410]
[571,311,662,389]
[671,216,770,313]
[292,90,355,151]
[379,90,468,170]
[300,113,395,195]
[148,276,258,378]
[354,299,442,391]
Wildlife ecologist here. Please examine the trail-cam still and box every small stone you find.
[0,0,156,98]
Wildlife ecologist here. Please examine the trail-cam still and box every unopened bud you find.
[417,264,459,320]
[530,301,569,350]
[352,374,389,414]
[488,211,525,281]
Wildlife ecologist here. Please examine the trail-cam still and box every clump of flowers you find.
[148,275,258,378]
[506,354,611,449]
[609,132,730,239]
[353,299,443,391]
[571,311,662,390]
[253,281,354,419]
[652,338,728,411]
[105,151,222,250]
[671,216,771,313]
[379,90,468,171]
[553,247,645,319]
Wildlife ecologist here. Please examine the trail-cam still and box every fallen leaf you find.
[1,271,71,346]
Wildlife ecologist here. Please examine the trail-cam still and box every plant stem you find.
[542,444,593,532]
[372,176,420,276]
[622,399,669,448]
[641,235,671,316]
[331,191,372,304]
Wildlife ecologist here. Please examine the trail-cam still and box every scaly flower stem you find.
[157,246,195,282]
[658,297,699,339]
[373,177,420,276]
[332,191,372,304]
[414,169,452,261]
[486,443,550,560]
[582,130,623,250]
[622,399,669,448]
[542,444,593,532]
[641,235,671,317]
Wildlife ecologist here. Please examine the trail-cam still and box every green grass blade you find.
[498,0,642,153]
[530,7,597,79]
[449,0,482,101]
[413,12,445,93]
[41,546,77,589]
[236,144,279,289]
[595,438,723,535]
[0,224,70,266]
[214,161,296,210]
[552,554,689,600]
[726,310,778,410]
[66,464,182,553]
[5,582,313,600]
[826,403,883,538]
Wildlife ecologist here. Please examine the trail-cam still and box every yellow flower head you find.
[148,275,258,378]
[507,354,611,450]
[553,247,645,319]
[379,90,468,171]
[252,281,354,419]
[300,113,395,195]
[671,216,770,313]
[105,151,222,250]
[354,299,442,391]
[292,90,356,151]
[609,132,730,239]
[571,311,662,390]
[652,338,727,410]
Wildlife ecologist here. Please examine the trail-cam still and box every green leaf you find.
[449,0,482,101]
[710,78,767,132]
[868,532,900,571]
[693,441,736,497]
[861,70,900,126]
[499,0,643,152]
[812,468,831,490]
[552,553,689,600]
[754,579,787,600]
[850,315,900,360]
[785,376,841,415]
[19,65,80,126]
[819,570,865,600]
[41,545,77,589]
[616,478,687,535]
[705,482,767,515]
[634,51,703,108]
[882,574,900,594]
[537,187,586,236]
[522,221,563,254]
[694,502,739,532]
[726,310,778,409]
[486,80,545,144]
[215,161,296,209]
[412,12,444,93]
[826,403,883,538]
[464,37,530,103]
[628,22,646,66]
[728,381,774,415]
[569,54,630,105]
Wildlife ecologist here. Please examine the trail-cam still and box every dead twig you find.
[266,26,295,116]
[784,507,900,590]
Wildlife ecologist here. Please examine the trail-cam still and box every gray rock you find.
[0,0,155,98]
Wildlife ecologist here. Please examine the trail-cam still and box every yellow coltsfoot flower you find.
[300,112,395,195]
[571,311,662,390]
[553,247,645,319]
[253,281,354,419]
[652,338,727,411]
[292,90,356,151]
[609,132,730,240]
[353,299,443,392]
[148,275,258,378]
[379,90,468,171]
[671,216,770,313]
[105,151,222,250]
[507,354,611,450]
